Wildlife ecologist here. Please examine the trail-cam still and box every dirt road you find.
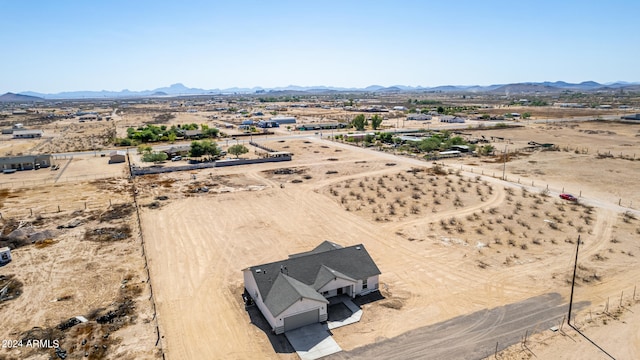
[329,293,588,360]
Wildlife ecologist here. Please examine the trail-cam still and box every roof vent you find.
[356,246,361,250]
[255,269,261,273]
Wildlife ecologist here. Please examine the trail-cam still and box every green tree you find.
[137,145,152,154]
[445,136,465,147]
[228,144,249,158]
[352,114,367,131]
[479,145,495,156]
[370,115,383,130]
[379,132,394,143]
[522,112,531,119]
[168,133,177,143]
[364,134,375,144]
[189,141,206,158]
[418,137,442,152]
[117,138,133,146]
[189,140,221,159]
[437,106,445,114]
[204,127,220,137]
[142,152,168,162]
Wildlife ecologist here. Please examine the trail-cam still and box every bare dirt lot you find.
[133,127,639,359]
[0,180,159,360]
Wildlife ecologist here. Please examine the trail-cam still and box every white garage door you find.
[284,308,319,332]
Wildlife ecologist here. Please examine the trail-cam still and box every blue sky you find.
[1,0,639,93]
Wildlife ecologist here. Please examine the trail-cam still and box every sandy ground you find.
[134,129,639,359]
[0,180,160,360]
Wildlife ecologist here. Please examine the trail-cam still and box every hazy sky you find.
[2,0,639,93]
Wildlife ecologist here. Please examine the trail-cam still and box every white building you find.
[0,247,11,264]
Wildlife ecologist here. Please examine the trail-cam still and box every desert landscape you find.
[1,96,639,360]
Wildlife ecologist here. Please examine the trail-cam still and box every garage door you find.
[284,308,319,332]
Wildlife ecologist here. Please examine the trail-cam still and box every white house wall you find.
[243,270,279,331]
[355,275,379,296]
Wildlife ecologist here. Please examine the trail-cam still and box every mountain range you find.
[3,81,640,101]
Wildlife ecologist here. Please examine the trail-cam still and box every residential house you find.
[243,241,380,334]
[0,154,52,171]
[12,129,43,138]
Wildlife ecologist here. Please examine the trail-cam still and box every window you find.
[362,280,368,290]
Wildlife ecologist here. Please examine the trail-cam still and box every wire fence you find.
[131,179,165,356]
[447,163,637,210]
[0,199,125,219]
[0,173,124,189]
[490,284,639,359]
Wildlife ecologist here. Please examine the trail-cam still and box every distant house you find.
[12,129,43,138]
[78,114,99,121]
[0,154,52,171]
[344,133,375,141]
[397,135,424,143]
[440,116,465,123]
[257,120,279,128]
[296,123,347,131]
[184,130,203,139]
[406,113,432,121]
[450,145,470,153]
[109,150,126,164]
[393,106,407,111]
[162,145,190,158]
[243,241,380,334]
[438,150,462,158]
[270,116,297,125]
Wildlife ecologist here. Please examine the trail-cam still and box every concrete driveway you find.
[285,323,342,360]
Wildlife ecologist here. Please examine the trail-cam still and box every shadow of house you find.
[327,302,352,322]
[351,290,386,307]
[246,304,295,354]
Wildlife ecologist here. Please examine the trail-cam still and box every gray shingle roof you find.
[289,240,343,258]
[264,273,329,317]
[248,243,381,317]
[312,265,356,291]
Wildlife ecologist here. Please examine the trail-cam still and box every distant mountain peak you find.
[0,92,44,102]
[10,80,640,100]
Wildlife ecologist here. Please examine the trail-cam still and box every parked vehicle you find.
[171,156,182,161]
[559,193,577,201]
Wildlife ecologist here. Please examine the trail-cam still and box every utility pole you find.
[502,145,508,180]
[568,235,581,324]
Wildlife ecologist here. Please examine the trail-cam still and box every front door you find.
[337,287,343,295]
